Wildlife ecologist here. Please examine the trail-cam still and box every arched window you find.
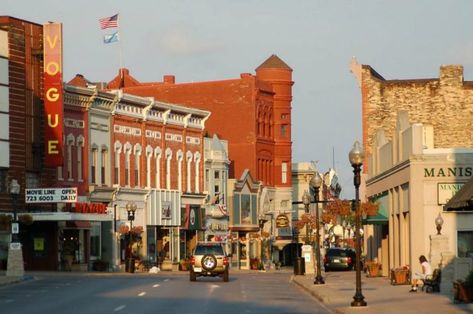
[101,145,108,185]
[134,144,142,187]
[155,147,162,189]
[186,151,193,192]
[177,150,183,191]
[90,143,98,184]
[145,145,153,188]
[165,148,172,189]
[124,142,132,186]
[194,152,201,193]
[66,134,75,181]
[77,135,85,182]
[114,141,122,185]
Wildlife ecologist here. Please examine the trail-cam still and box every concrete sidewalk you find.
[292,271,473,314]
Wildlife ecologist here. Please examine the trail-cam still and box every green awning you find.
[363,194,388,225]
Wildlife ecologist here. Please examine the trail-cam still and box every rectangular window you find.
[90,222,101,259]
[101,150,106,185]
[77,145,83,181]
[458,231,473,258]
[214,185,220,194]
[114,152,120,185]
[67,144,73,180]
[91,149,97,184]
[125,154,130,186]
[280,125,288,138]
[0,168,7,192]
[25,172,40,188]
[281,162,287,184]
[281,113,287,119]
[214,170,220,179]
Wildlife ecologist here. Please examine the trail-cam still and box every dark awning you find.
[444,176,473,211]
[66,221,92,229]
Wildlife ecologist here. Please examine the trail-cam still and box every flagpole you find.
[118,12,124,86]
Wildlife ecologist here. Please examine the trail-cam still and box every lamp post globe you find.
[310,170,325,285]
[435,213,444,235]
[349,140,367,307]
[302,191,311,245]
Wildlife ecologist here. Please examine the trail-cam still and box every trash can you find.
[126,258,135,273]
[294,257,305,275]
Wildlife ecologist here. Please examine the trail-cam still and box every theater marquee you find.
[43,22,64,166]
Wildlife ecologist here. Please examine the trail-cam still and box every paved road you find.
[0,271,330,314]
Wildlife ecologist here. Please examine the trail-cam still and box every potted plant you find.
[179,258,190,271]
[453,270,473,303]
[365,259,381,277]
[92,259,109,271]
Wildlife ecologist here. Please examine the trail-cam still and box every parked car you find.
[190,242,229,282]
[324,247,357,271]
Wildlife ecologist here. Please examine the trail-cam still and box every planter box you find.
[453,281,473,303]
[366,263,382,277]
[390,268,410,285]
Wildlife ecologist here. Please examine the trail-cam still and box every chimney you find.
[163,75,175,84]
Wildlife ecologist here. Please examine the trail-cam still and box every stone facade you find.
[351,59,473,173]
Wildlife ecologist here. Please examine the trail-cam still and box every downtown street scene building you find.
[0,14,472,301]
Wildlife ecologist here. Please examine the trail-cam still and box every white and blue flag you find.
[103,31,119,44]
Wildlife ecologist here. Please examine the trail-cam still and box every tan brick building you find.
[351,59,473,174]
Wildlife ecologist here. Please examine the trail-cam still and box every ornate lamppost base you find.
[314,275,325,285]
[351,297,367,307]
[6,243,25,277]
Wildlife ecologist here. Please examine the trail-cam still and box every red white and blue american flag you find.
[99,14,119,29]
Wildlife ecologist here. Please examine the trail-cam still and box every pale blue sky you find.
[4,0,473,198]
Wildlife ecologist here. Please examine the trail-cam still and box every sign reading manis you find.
[43,23,64,166]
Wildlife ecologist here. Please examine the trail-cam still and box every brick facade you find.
[99,55,293,189]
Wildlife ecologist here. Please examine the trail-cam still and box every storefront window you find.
[458,231,473,258]
[90,222,101,259]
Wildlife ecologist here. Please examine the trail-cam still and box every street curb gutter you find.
[290,275,329,302]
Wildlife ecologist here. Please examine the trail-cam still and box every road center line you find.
[114,305,126,312]
[153,284,160,288]
[138,292,146,296]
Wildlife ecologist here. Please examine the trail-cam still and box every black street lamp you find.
[7,178,24,277]
[349,140,367,307]
[310,171,325,285]
[126,201,137,273]
[302,191,311,245]
[258,217,268,270]
[10,179,20,243]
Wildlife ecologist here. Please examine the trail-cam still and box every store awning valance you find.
[363,194,388,225]
[444,176,473,211]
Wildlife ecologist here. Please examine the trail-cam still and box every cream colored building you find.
[364,112,473,288]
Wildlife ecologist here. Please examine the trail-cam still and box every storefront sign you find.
[10,243,21,250]
[11,222,18,234]
[43,22,64,166]
[424,167,473,178]
[438,183,465,205]
[25,187,77,203]
[162,201,171,219]
[276,214,289,228]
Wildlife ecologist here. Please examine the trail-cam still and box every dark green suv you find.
[190,242,229,282]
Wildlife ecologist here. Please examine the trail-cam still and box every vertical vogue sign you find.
[43,23,64,166]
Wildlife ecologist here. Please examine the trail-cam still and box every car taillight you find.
[347,256,352,265]
[191,256,195,266]
[223,256,229,266]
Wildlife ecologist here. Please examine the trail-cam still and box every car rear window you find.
[194,245,224,256]
[327,249,348,257]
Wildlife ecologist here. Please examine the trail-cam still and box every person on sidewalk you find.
[409,255,433,292]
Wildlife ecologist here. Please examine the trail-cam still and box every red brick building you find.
[105,55,293,192]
